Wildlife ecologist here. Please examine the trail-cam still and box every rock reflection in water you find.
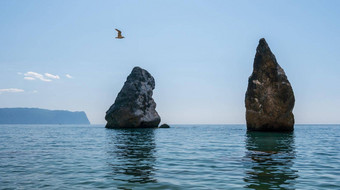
[244,132,298,189]
[106,128,156,184]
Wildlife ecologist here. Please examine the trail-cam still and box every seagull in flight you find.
[115,29,125,39]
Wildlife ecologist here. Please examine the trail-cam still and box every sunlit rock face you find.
[245,38,295,132]
[105,67,161,128]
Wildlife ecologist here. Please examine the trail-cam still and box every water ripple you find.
[0,124,340,189]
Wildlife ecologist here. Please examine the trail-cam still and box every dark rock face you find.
[105,67,161,128]
[159,123,170,128]
[245,38,295,131]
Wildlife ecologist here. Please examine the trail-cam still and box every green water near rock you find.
[0,125,339,189]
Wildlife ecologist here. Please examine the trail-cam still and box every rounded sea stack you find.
[105,67,161,128]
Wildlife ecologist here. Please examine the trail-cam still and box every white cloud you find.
[24,77,36,80]
[0,88,24,94]
[17,72,22,75]
[66,74,73,79]
[24,71,52,82]
[45,73,60,79]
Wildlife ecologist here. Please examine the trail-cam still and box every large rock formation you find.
[245,38,295,131]
[105,67,161,128]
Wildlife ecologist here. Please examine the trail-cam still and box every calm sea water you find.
[0,124,339,189]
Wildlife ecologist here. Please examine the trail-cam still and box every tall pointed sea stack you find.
[105,67,161,128]
[245,38,295,131]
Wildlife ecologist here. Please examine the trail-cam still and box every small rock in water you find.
[105,67,161,128]
[159,124,170,128]
[245,38,295,132]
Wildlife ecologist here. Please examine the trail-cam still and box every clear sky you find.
[0,0,339,124]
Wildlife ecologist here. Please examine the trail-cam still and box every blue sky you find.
[0,0,339,124]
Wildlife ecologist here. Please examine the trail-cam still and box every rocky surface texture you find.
[105,67,161,128]
[245,38,295,131]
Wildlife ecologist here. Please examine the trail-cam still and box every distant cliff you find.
[0,108,90,124]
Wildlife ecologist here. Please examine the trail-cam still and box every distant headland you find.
[0,108,90,124]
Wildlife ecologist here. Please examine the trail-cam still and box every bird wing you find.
[115,29,122,37]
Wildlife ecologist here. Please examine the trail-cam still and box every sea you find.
[0,124,339,189]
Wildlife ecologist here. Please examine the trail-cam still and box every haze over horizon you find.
[1,0,340,124]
